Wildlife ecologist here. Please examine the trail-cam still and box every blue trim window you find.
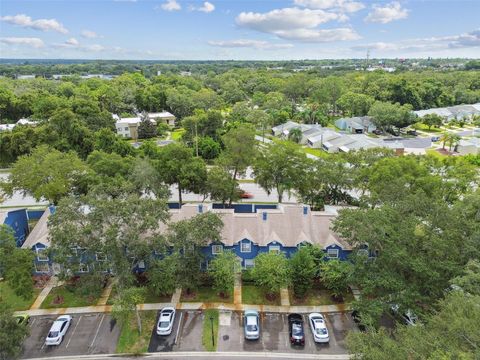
[36,248,49,261]
[269,245,281,253]
[78,263,89,273]
[244,259,255,268]
[35,262,50,273]
[327,248,339,259]
[212,245,223,255]
[240,241,251,253]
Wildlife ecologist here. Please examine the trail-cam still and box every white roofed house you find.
[147,111,176,127]
[455,138,480,155]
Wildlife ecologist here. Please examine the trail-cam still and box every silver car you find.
[157,307,176,336]
[45,315,72,346]
[244,310,260,340]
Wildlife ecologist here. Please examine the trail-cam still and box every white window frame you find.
[34,262,50,273]
[212,244,223,255]
[240,241,251,253]
[137,260,146,269]
[269,245,281,253]
[327,248,339,259]
[78,263,89,273]
[244,259,255,268]
[36,248,49,261]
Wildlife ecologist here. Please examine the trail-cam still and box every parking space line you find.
[66,315,82,348]
[174,312,183,345]
[29,318,36,327]
[90,314,105,348]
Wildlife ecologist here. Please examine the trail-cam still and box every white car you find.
[308,313,329,343]
[244,310,260,340]
[45,315,72,346]
[157,307,176,336]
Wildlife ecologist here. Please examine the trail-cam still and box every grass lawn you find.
[0,281,41,311]
[426,149,448,159]
[171,128,185,141]
[289,287,354,306]
[116,310,157,354]
[181,286,233,303]
[107,285,171,305]
[40,285,100,309]
[414,124,443,133]
[202,309,219,352]
[242,285,281,306]
[302,147,329,158]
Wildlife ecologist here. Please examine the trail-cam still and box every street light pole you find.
[210,316,214,347]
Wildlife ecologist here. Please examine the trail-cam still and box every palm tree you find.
[448,134,461,152]
[440,132,450,150]
[288,128,303,144]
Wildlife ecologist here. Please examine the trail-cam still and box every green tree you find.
[209,250,238,297]
[111,287,146,334]
[1,145,90,205]
[168,213,224,293]
[157,143,207,205]
[289,247,316,298]
[450,260,480,295]
[421,113,443,130]
[147,256,177,297]
[251,252,289,298]
[288,128,302,143]
[205,166,240,205]
[198,137,221,160]
[0,303,30,360]
[347,292,480,360]
[337,92,375,117]
[49,185,170,289]
[368,101,416,133]
[137,114,158,139]
[218,125,256,205]
[320,259,352,300]
[254,142,307,203]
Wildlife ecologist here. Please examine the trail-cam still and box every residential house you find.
[148,111,176,127]
[414,103,480,122]
[114,111,176,139]
[335,116,376,134]
[455,138,480,155]
[307,130,342,149]
[23,203,352,275]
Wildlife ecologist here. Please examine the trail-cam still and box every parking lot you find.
[21,313,121,359]
[148,310,355,354]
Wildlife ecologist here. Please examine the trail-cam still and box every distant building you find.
[455,138,480,155]
[335,116,376,134]
[180,71,192,77]
[414,103,480,122]
[114,111,176,138]
[16,75,36,80]
[0,118,38,132]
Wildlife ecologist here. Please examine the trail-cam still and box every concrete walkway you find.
[171,288,182,304]
[16,301,351,316]
[29,277,59,310]
[234,273,242,305]
[280,288,290,306]
[96,280,115,306]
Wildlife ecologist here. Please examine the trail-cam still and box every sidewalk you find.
[15,301,351,316]
[96,280,115,306]
[29,277,59,310]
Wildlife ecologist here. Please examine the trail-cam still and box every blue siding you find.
[2,208,29,247]
[27,209,45,220]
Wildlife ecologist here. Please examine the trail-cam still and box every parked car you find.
[157,307,176,335]
[45,315,72,346]
[288,313,305,346]
[431,136,440,142]
[351,310,366,332]
[406,130,417,136]
[372,129,383,135]
[239,190,254,199]
[308,313,329,343]
[15,314,30,326]
[244,310,260,340]
[390,304,418,326]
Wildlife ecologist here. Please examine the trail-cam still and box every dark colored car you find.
[406,130,417,136]
[288,313,305,346]
[372,129,383,135]
[351,310,366,332]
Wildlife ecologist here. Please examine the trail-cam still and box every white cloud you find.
[208,39,293,50]
[196,1,215,13]
[0,37,45,48]
[81,30,101,39]
[236,7,360,42]
[294,0,365,13]
[160,0,181,11]
[351,28,480,53]
[65,38,79,46]
[0,14,68,33]
[365,2,408,24]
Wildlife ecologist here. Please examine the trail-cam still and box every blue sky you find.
[1,0,479,60]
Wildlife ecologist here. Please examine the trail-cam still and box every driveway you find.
[21,313,120,359]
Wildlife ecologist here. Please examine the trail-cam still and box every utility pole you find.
[365,49,370,71]
[195,120,199,157]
